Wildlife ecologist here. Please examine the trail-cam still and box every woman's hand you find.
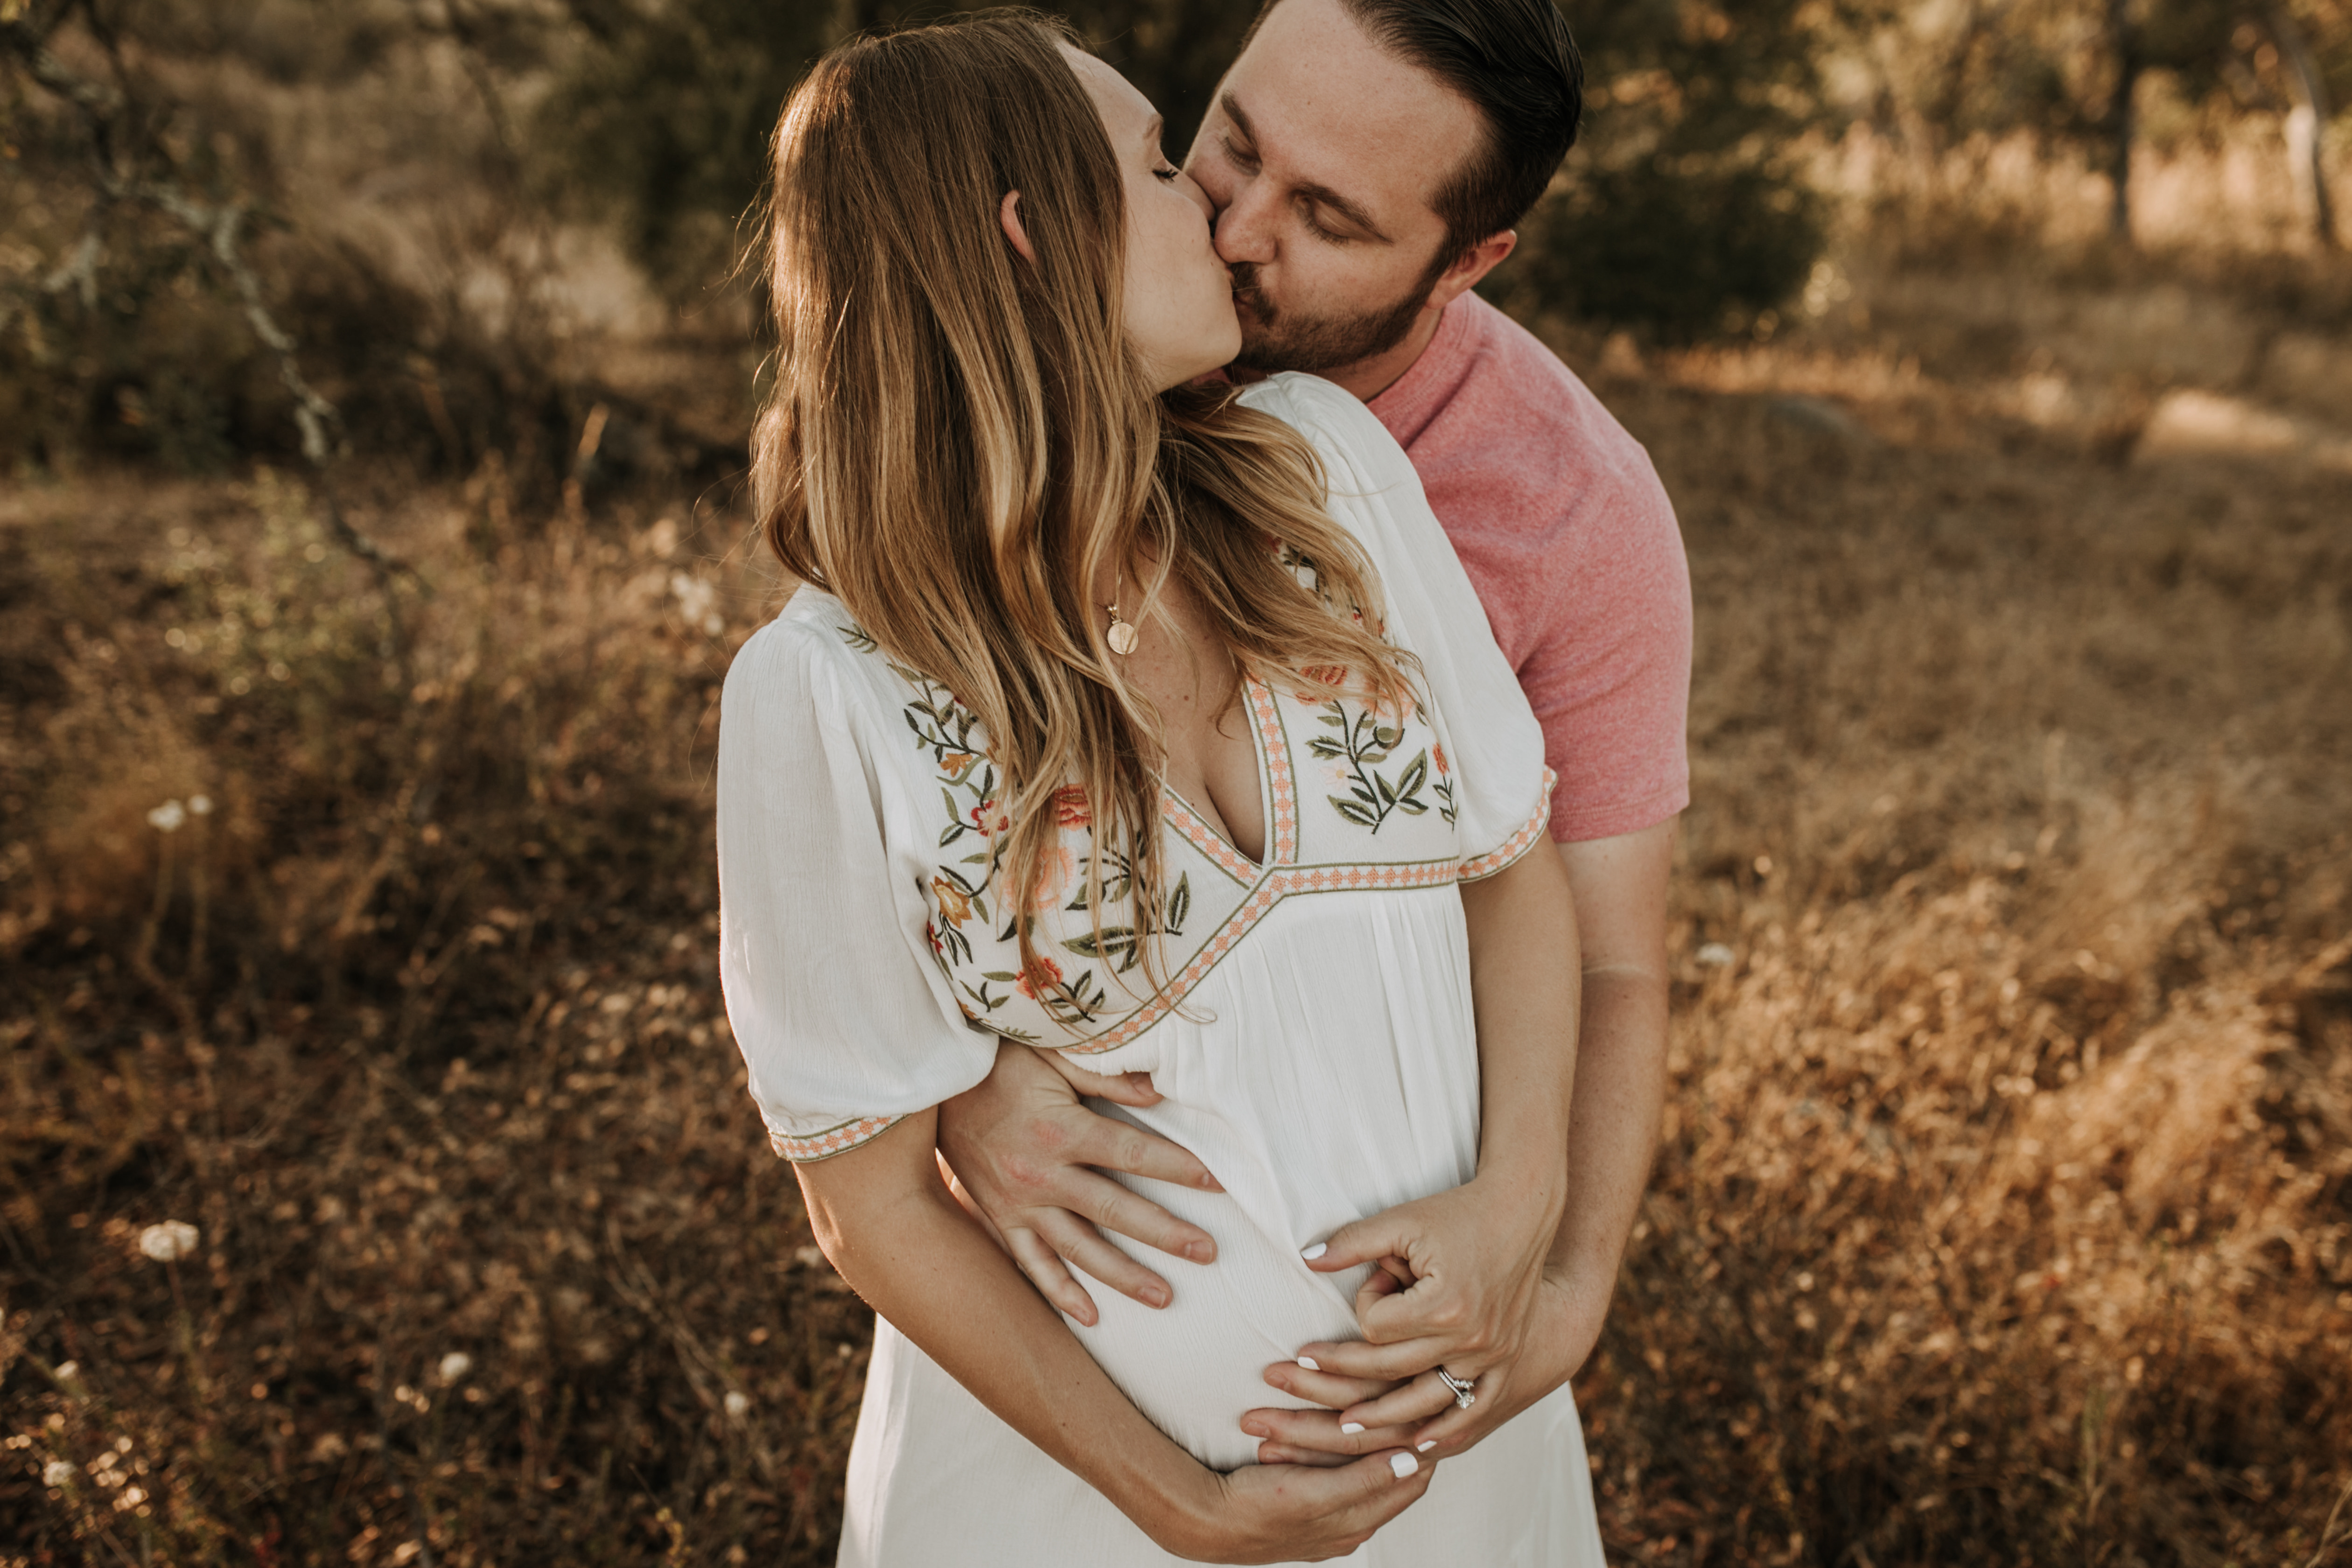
[1293,1168,1561,1411]
[1148,1450,1437,1563]
[1241,1261,1611,1464]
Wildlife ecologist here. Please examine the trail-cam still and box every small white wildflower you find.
[437,1352,472,1383]
[723,1391,750,1419]
[146,800,187,833]
[137,1221,201,1262]
[188,794,213,816]
[53,1361,78,1382]
[1695,943,1737,969]
[42,1459,73,1488]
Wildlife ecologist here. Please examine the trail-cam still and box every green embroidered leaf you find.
[1375,770,1398,806]
[1330,795,1379,828]
[1396,750,1428,801]
[1397,797,1428,815]
[1351,783,1377,805]
[1063,926,1140,969]
[980,971,1020,983]
[1165,872,1191,936]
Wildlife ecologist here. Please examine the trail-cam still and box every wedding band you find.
[1435,1367,1477,1409]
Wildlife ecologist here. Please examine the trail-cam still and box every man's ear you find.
[1424,229,1518,312]
[1000,190,1037,264]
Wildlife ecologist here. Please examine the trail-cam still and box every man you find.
[937,0,1689,1463]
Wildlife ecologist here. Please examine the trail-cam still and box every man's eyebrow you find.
[1221,91,1257,145]
[1295,180,1390,242]
[1217,91,1391,243]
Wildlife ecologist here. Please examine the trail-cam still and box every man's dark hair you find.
[1245,0,1584,268]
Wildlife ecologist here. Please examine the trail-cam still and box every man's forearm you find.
[1547,965,1668,1288]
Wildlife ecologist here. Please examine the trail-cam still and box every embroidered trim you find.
[1063,855,1461,1055]
[1458,768,1559,883]
[770,1113,903,1163]
[1246,677,1299,865]
[1162,789,1260,885]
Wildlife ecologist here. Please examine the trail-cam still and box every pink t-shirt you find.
[1368,293,1692,842]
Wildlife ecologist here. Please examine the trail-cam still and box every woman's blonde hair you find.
[754,8,1413,1005]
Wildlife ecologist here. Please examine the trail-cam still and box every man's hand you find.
[936,1041,1224,1325]
[1241,1259,1613,1465]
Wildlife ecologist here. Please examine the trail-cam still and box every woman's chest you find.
[871,640,1470,1055]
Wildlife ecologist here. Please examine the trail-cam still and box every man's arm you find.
[1245,818,1672,1459]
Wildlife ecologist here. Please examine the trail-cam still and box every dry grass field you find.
[5,122,2352,1568]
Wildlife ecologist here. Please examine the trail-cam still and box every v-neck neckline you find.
[1159,674,1281,876]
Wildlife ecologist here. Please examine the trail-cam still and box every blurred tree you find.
[1488,0,1829,339]
[1832,0,2343,246]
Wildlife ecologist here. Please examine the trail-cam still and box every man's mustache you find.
[1228,261,1270,317]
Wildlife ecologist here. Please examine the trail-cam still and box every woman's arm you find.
[1241,840,1582,1458]
[794,1107,1437,1563]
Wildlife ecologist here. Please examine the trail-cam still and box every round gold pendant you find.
[1107,620,1140,656]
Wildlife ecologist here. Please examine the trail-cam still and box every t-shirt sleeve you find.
[1240,373,1554,879]
[715,618,997,1162]
[1517,445,1691,843]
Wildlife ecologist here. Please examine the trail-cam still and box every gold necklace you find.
[1105,569,1139,657]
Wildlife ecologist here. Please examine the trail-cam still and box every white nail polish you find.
[1416,1440,1436,1453]
[1295,1356,1320,1372]
[1341,1422,1365,1435]
[1389,1453,1419,1479]
[1300,1242,1328,1261]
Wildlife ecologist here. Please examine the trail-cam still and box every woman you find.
[718,12,1605,1564]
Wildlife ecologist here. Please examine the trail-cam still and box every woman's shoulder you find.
[1234,372,1414,483]
[722,586,914,734]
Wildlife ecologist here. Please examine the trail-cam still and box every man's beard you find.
[1227,262,1431,375]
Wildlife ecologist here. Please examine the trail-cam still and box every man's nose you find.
[1211,177,1277,266]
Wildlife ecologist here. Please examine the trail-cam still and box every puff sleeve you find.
[1239,373,1555,879]
[715,609,999,1161]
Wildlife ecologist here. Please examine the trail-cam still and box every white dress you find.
[717,374,1607,1567]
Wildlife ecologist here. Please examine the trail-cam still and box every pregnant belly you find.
[1064,1175,1379,1473]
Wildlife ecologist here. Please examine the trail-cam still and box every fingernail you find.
[1416,1440,1436,1453]
[1142,1285,1169,1309]
[1201,1173,1225,1192]
[1241,1419,1268,1438]
[1185,1242,1213,1263]
[1389,1453,1419,1479]
[1341,1422,1365,1435]
[1300,1242,1328,1261]
[1296,1356,1320,1372]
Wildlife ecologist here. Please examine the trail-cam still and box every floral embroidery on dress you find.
[825,610,1543,1071]
[1309,693,1442,834]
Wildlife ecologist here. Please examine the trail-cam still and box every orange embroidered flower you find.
[1433,743,1449,775]
[968,799,1008,835]
[1013,954,1064,1001]
[1294,664,1350,702]
[940,750,982,783]
[931,876,973,927]
[1050,784,1092,829]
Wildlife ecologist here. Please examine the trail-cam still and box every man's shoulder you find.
[1401,295,1673,545]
